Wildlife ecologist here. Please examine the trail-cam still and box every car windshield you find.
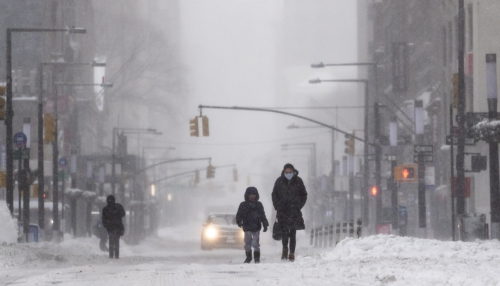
[208,215,236,225]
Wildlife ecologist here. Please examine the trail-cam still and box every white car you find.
[201,213,244,250]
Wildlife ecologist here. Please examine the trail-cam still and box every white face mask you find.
[284,172,294,180]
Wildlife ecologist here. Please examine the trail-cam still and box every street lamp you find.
[5,26,86,215]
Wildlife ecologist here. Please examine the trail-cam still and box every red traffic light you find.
[370,185,379,196]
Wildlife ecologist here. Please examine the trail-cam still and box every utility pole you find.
[456,0,466,239]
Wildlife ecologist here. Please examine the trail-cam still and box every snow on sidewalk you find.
[3,235,500,285]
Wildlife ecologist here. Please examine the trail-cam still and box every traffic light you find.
[370,185,379,197]
[44,113,56,143]
[206,164,215,179]
[189,117,199,137]
[344,133,355,155]
[394,164,418,182]
[202,116,209,137]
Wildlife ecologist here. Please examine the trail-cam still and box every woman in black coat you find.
[272,163,307,262]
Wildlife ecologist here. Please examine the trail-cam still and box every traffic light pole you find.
[456,0,467,240]
[197,106,373,144]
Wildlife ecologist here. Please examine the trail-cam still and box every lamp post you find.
[486,53,500,239]
[5,26,86,215]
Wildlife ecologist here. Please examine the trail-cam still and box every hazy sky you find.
[173,0,359,192]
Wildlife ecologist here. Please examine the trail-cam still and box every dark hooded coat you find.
[102,195,126,236]
[236,187,269,232]
[272,165,307,230]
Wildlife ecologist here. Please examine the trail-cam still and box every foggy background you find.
[169,0,360,220]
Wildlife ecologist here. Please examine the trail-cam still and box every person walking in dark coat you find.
[272,163,307,262]
[102,195,125,259]
[236,187,269,263]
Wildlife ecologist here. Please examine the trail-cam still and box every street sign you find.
[414,144,433,153]
[13,132,27,149]
[59,157,67,167]
[413,153,433,163]
[445,135,476,146]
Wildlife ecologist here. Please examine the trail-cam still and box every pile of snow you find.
[0,203,17,243]
[321,235,500,285]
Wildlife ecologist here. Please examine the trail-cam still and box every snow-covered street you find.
[2,225,500,286]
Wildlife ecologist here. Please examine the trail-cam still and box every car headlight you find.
[204,225,218,240]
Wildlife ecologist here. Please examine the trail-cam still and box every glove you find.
[263,226,268,232]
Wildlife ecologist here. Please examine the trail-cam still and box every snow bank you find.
[0,203,17,243]
[321,235,500,285]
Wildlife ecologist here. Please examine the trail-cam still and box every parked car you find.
[201,213,244,250]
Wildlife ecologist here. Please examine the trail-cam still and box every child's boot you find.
[281,247,288,261]
[244,251,252,263]
[288,253,295,262]
[254,251,260,263]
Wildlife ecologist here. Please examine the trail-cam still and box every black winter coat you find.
[236,187,269,232]
[102,202,125,235]
[272,170,307,230]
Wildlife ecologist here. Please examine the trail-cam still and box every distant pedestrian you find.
[92,219,109,252]
[102,195,125,259]
[236,187,269,263]
[272,163,307,262]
